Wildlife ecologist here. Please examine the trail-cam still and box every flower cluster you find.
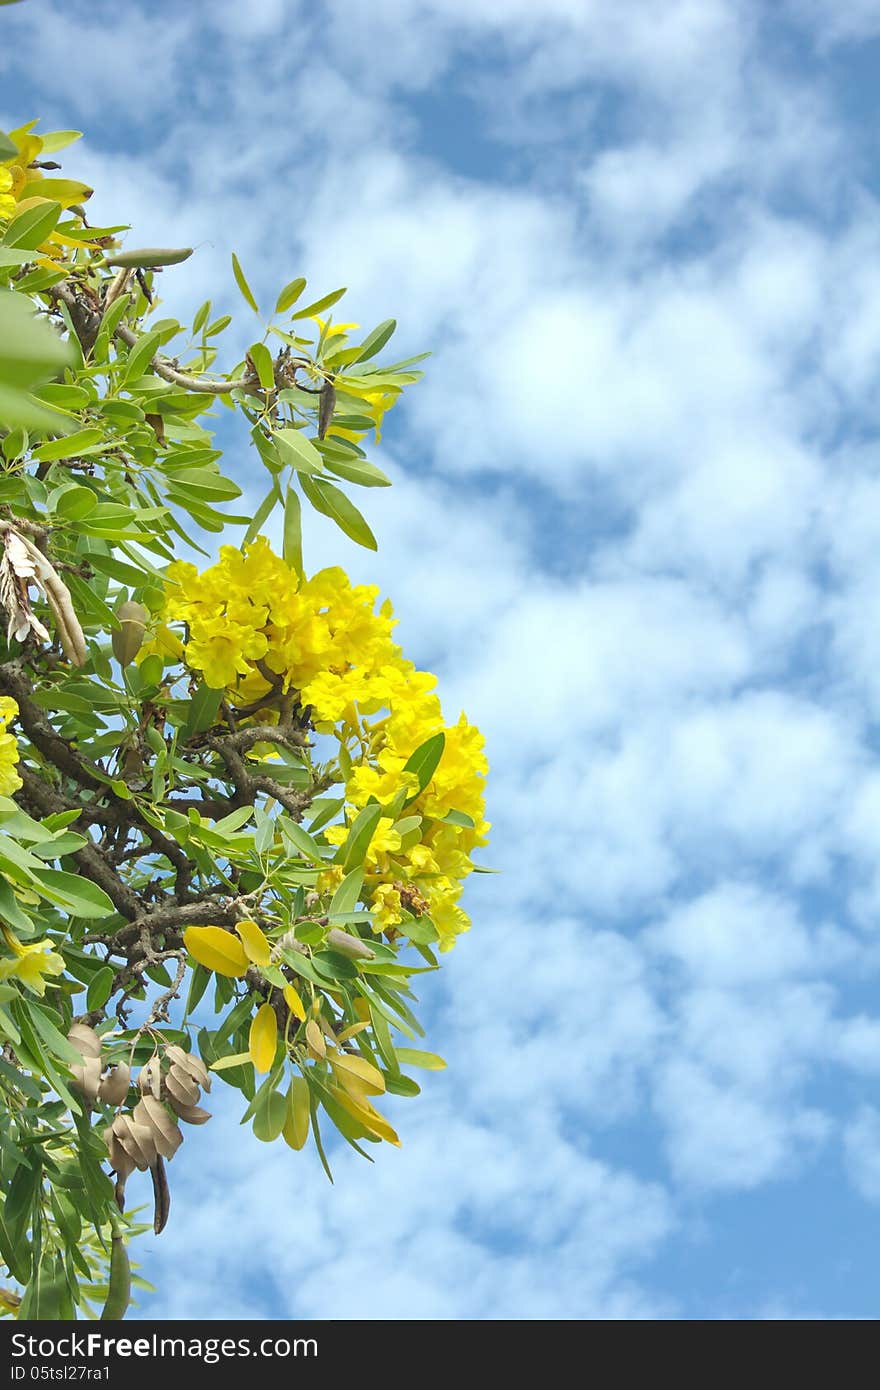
[151,539,489,948]
[0,696,21,795]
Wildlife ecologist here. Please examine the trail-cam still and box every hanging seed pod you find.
[137,1053,162,1099]
[111,600,149,668]
[132,1096,183,1160]
[70,1055,103,1106]
[103,1123,136,1181]
[112,1115,158,1172]
[163,1066,200,1110]
[151,1155,171,1235]
[98,1062,131,1106]
[164,1045,211,1092]
[172,1102,212,1125]
[68,1023,102,1059]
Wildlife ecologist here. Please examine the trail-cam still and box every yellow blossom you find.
[0,697,22,795]
[0,928,64,996]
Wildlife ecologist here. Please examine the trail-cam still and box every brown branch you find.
[114,322,254,395]
[204,733,319,818]
[1,660,195,895]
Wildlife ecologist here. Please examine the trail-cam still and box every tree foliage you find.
[0,119,489,1320]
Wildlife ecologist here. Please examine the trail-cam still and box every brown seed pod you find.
[112,1115,157,1172]
[137,1054,162,1100]
[111,600,149,668]
[103,1124,136,1181]
[133,1096,183,1160]
[164,1045,211,1092]
[68,1023,102,1059]
[163,1067,200,1109]
[70,1055,102,1105]
[171,1102,212,1125]
[98,1062,131,1107]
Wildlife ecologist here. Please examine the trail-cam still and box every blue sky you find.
[6,0,880,1320]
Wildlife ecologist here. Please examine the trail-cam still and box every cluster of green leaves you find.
[0,121,453,1320]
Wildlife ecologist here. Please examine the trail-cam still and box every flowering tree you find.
[0,120,489,1320]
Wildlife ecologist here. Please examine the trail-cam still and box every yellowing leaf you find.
[305,1018,326,1059]
[249,1003,278,1073]
[329,1051,385,1095]
[283,983,306,1022]
[330,1086,400,1146]
[183,926,249,978]
[336,1021,370,1044]
[394,1048,447,1071]
[282,1076,310,1151]
[20,176,92,208]
[210,1051,252,1072]
[235,919,271,967]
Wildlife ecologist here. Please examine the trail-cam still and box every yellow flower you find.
[0,168,15,220]
[0,928,65,996]
[0,697,22,795]
[371,883,404,929]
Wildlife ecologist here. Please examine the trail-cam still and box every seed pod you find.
[163,1066,200,1109]
[70,1055,102,1105]
[104,246,193,268]
[100,1231,131,1321]
[326,927,375,960]
[172,1102,211,1125]
[151,1154,171,1235]
[113,1116,157,1172]
[68,1023,102,1059]
[103,1123,136,1176]
[138,1053,162,1099]
[164,1045,211,1092]
[111,600,149,668]
[98,1062,131,1106]
[133,1096,183,1160]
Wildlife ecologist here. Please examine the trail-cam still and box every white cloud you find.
[844,1106,880,1203]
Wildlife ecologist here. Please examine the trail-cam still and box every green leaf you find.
[283,483,303,577]
[404,731,445,797]
[252,1086,287,1142]
[0,130,16,161]
[34,869,115,918]
[123,328,163,384]
[183,683,223,732]
[291,287,346,321]
[299,474,377,550]
[273,427,323,476]
[232,252,259,314]
[31,428,104,463]
[29,1004,84,1067]
[329,867,364,916]
[279,819,327,865]
[243,480,282,547]
[275,277,306,313]
[320,454,391,489]
[2,200,61,251]
[54,484,97,520]
[249,341,275,389]
[336,802,383,873]
[86,966,114,1012]
[353,319,396,363]
[0,877,33,932]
